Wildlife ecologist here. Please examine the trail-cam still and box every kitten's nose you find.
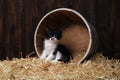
[51,37,55,40]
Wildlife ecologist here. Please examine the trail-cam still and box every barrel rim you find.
[34,8,92,63]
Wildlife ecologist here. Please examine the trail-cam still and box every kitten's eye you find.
[55,34,58,38]
[55,34,61,40]
[55,35,57,38]
[49,33,53,37]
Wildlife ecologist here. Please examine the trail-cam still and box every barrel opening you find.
[34,8,97,63]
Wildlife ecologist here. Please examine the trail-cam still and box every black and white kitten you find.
[41,27,72,63]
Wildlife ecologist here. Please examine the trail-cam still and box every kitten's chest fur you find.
[43,39,57,54]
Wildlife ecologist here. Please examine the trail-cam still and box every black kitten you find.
[40,27,72,63]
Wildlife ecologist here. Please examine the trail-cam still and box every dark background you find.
[0,0,120,60]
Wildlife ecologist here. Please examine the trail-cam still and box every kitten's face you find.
[45,27,62,43]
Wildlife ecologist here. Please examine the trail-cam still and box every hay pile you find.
[0,53,120,80]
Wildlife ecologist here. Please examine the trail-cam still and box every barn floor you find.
[0,53,120,80]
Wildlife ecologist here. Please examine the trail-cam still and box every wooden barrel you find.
[34,8,98,63]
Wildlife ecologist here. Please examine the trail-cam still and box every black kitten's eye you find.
[49,34,52,37]
[55,33,61,40]
[55,34,58,38]
[49,32,53,37]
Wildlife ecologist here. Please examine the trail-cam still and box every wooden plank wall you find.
[0,0,120,60]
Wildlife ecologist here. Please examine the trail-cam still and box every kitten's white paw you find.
[40,55,46,60]
[50,60,58,64]
[40,56,44,60]
[40,53,47,59]
[46,55,55,61]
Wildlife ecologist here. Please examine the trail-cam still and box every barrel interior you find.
[35,10,90,59]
